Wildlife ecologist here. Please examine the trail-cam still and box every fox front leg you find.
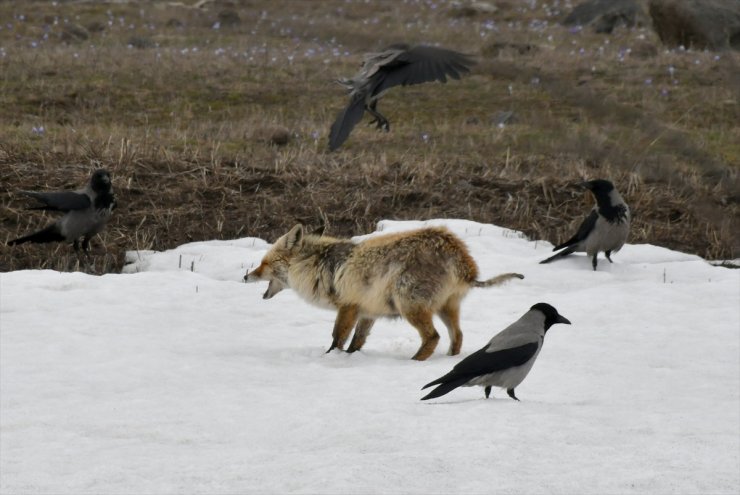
[327,305,359,353]
[347,318,376,353]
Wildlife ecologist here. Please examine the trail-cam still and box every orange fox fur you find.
[246,225,523,360]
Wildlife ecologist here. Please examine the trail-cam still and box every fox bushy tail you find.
[473,272,524,288]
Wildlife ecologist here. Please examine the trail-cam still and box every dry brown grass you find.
[0,0,738,273]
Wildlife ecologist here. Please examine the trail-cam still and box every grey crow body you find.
[421,303,570,401]
[329,44,475,151]
[8,169,116,251]
[540,179,630,270]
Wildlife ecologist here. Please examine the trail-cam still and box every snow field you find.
[1,219,738,494]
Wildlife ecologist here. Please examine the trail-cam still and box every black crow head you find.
[530,302,571,331]
[90,169,112,193]
[581,179,615,200]
[581,179,620,210]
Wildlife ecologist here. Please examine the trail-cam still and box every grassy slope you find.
[0,0,738,273]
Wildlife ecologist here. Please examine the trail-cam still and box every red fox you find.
[245,225,524,361]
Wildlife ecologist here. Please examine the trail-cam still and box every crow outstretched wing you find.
[371,46,475,97]
[328,95,367,151]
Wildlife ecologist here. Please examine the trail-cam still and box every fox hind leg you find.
[437,296,463,356]
[402,306,440,361]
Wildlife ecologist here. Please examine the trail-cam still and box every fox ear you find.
[284,224,304,250]
[311,223,325,237]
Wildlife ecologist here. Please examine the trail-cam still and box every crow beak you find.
[556,315,571,325]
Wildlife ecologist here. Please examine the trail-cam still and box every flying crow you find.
[421,303,570,401]
[329,44,475,151]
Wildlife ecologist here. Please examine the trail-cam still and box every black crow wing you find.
[553,209,598,251]
[420,376,474,401]
[21,191,91,212]
[422,342,539,390]
[328,94,366,151]
[372,45,475,97]
[8,224,65,245]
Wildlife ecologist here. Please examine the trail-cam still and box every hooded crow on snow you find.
[421,303,570,401]
[7,169,116,252]
[329,44,475,151]
[540,179,630,270]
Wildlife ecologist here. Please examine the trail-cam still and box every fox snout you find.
[244,266,261,283]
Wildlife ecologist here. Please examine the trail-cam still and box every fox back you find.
[248,225,477,314]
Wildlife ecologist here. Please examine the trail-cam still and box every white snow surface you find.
[1,219,738,494]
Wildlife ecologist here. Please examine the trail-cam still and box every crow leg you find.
[73,238,92,268]
[507,388,520,401]
[605,250,613,263]
[485,386,492,399]
[365,100,380,125]
[365,102,389,132]
[591,253,598,271]
[80,236,95,262]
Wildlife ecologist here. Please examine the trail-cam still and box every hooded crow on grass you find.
[540,179,630,270]
[8,169,116,252]
[421,303,570,401]
[329,44,475,151]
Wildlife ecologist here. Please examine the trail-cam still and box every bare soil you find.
[1,0,738,273]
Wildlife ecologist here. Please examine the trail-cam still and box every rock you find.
[217,9,241,27]
[60,23,89,43]
[269,128,290,146]
[86,21,106,34]
[448,1,498,18]
[166,18,184,28]
[562,0,645,34]
[127,36,155,49]
[483,41,538,57]
[254,126,291,147]
[630,40,659,59]
[648,0,740,50]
